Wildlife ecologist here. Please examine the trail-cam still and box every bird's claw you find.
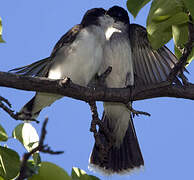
[126,103,151,118]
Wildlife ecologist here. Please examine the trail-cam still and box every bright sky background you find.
[1,1,194,180]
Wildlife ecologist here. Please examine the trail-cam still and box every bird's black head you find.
[81,8,106,27]
[107,6,129,24]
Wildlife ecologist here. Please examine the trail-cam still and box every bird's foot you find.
[96,66,112,87]
[126,102,151,118]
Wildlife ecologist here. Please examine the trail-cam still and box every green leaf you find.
[28,161,72,180]
[12,123,39,152]
[174,45,182,59]
[71,167,86,180]
[147,0,184,23]
[71,167,99,180]
[32,153,41,165]
[147,12,189,35]
[0,146,20,180]
[172,23,189,47]
[183,0,194,18]
[0,125,8,142]
[87,175,99,180]
[146,0,189,49]
[169,12,189,25]
[0,17,5,43]
[126,0,151,18]
[147,12,189,49]
[147,26,173,49]
[25,160,41,179]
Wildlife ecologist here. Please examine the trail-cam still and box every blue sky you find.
[1,1,194,180]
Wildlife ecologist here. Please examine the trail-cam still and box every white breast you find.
[100,31,134,88]
[105,26,121,40]
[48,27,105,86]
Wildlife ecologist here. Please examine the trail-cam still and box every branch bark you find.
[0,71,194,103]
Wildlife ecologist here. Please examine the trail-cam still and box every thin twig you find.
[16,118,64,180]
[88,101,106,161]
[88,101,115,164]
[89,102,112,140]
[0,99,39,123]
[0,95,12,107]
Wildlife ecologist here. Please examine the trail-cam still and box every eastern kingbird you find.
[10,8,112,119]
[90,6,180,174]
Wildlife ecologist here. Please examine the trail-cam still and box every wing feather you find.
[9,24,82,77]
[129,24,179,86]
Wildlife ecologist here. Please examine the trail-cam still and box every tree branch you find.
[0,96,12,107]
[88,101,107,162]
[0,72,194,103]
[0,95,39,123]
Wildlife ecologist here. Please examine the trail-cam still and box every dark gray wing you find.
[50,24,82,58]
[9,24,82,77]
[129,23,179,86]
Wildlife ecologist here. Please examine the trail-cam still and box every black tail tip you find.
[89,139,144,175]
[88,114,144,175]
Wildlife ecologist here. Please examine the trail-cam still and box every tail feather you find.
[89,113,144,174]
[18,96,40,120]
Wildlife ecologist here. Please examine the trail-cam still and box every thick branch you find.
[1,72,194,103]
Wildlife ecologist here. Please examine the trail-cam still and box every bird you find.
[89,5,181,174]
[9,8,113,120]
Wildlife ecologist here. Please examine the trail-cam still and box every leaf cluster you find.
[0,122,98,180]
[127,0,194,64]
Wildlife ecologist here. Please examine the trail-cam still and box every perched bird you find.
[10,8,112,119]
[90,6,180,174]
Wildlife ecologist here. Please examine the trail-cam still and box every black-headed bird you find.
[10,8,113,119]
[90,6,180,174]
